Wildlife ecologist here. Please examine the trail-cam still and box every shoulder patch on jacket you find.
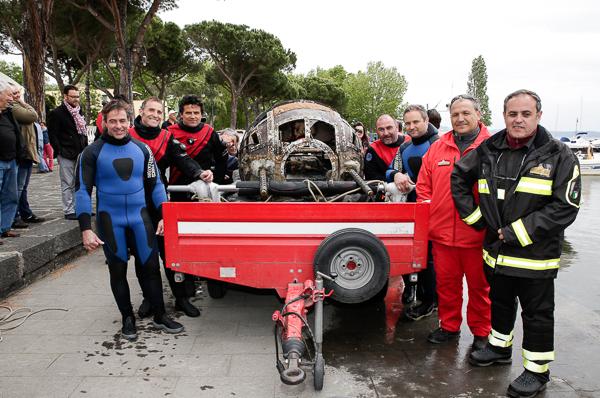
[365,153,373,162]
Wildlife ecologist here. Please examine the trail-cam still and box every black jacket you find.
[0,108,25,162]
[47,103,88,160]
[451,126,581,279]
[364,136,403,180]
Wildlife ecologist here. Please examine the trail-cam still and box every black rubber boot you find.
[427,327,460,344]
[121,315,137,341]
[137,299,154,318]
[175,297,200,318]
[507,369,549,398]
[153,313,184,334]
[469,343,512,366]
[471,335,488,352]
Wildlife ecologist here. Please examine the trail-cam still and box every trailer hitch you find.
[273,275,332,389]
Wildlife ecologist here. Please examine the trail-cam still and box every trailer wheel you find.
[313,353,325,390]
[206,280,227,299]
[314,228,390,304]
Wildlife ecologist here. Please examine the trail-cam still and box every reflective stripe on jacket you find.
[416,122,490,248]
[451,126,581,278]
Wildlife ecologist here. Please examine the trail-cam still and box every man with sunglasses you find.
[452,90,581,398]
[416,94,492,350]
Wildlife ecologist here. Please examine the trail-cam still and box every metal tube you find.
[348,169,373,196]
[314,275,324,350]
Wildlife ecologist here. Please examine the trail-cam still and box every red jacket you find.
[416,122,490,248]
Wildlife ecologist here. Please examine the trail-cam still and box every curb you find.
[0,216,85,299]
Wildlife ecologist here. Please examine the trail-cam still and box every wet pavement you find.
[1,175,599,397]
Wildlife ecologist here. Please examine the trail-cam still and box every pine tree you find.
[467,55,492,126]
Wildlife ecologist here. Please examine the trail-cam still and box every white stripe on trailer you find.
[178,222,414,235]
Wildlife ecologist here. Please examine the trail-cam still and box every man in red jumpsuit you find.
[416,94,491,350]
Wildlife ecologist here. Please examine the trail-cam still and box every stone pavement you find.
[0,167,84,299]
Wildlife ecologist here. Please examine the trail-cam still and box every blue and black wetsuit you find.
[129,116,204,300]
[75,133,168,319]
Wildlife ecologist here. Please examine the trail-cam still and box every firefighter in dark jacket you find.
[451,90,581,398]
[129,96,213,318]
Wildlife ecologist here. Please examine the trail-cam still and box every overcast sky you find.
[159,0,599,132]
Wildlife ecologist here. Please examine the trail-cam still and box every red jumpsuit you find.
[416,123,491,337]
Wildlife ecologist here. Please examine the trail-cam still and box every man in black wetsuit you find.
[75,99,184,340]
[129,96,213,318]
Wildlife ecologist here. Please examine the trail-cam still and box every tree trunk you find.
[84,72,92,123]
[22,0,51,120]
[229,87,239,129]
[241,96,250,130]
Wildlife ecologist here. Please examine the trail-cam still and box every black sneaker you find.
[137,299,153,318]
[469,344,512,366]
[472,335,488,352]
[23,214,46,223]
[12,220,29,229]
[406,302,437,321]
[175,298,200,317]
[122,316,137,340]
[153,313,184,334]
[507,370,549,398]
[64,213,77,220]
[427,327,460,344]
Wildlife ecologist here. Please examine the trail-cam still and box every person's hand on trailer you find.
[393,172,415,193]
[199,169,213,183]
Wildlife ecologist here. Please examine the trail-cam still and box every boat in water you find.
[560,133,600,176]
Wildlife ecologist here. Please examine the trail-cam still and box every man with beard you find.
[129,96,212,318]
[364,114,404,181]
[75,99,184,340]
[48,85,88,220]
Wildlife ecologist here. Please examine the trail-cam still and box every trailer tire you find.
[314,228,390,304]
[207,280,227,299]
[313,353,325,391]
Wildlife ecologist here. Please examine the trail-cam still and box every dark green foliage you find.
[467,55,492,126]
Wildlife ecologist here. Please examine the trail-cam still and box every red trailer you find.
[163,201,429,389]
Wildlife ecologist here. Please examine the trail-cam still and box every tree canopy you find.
[185,20,296,128]
[0,60,23,84]
[343,61,408,132]
[467,55,492,126]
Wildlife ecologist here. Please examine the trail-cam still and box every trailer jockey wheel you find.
[314,228,390,304]
[313,353,325,390]
[206,280,227,299]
